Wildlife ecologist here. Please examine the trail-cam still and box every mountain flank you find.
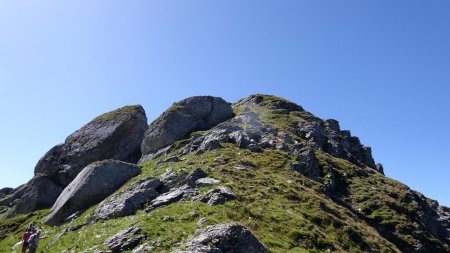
[0,94,449,253]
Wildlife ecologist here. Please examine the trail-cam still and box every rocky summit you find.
[0,94,449,253]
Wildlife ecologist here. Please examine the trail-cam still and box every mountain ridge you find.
[0,94,448,252]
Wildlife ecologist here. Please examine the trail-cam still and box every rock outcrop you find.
[35,105,147,186]
[186,168,208,187]
[173,223,268,253]
[0,188,13,199]
[295,118,376,169]
[92,178,161,219]
[195,177,220,187]
[44,160,140,226]
[104,227,145,253]
[195,186,236,205]
[7,176,62,217]
[140,96,233,159]
[0,183,28,207]
[291,147,321,179]
[147,185,196,210]
[176,112,269,156]
[6,105,147,218]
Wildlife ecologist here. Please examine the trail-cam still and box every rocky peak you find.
[235,95,376,169]
[137,94,377,173]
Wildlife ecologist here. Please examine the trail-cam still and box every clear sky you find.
[0,1,449,206]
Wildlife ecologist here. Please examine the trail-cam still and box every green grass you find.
[0,146,401,252]
[91,105,142,123]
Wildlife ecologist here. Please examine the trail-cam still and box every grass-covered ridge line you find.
[1,94,448,252]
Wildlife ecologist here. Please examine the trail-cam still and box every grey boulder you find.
[147,185,197,212]
[35,105,147,186]
[173,223,268,253]
[92,178,161,219]
[44,160,140,226]
[195,178,220,187]
[141,96,233,156]
[104,227,145,253]
[0,183,28,207]
[132,243,155,253]
[0,187,13,198]
[9,105,147,217]
[7,176,63,217]
[196,186,236,205]
[186,168,208,187]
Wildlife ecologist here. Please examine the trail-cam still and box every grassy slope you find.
[0,95,446,252]
[0,147,399,253]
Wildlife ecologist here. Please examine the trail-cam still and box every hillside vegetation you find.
[0,95,448,253]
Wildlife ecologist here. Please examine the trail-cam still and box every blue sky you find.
[0,1,449,206]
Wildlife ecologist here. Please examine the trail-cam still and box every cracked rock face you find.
[173,223,269,253]
[44,160,141,226]
[141,96,234,157]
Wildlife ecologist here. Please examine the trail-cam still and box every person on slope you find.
[28,229,41,253]
[21,228,31,253]
[26,223,36,234]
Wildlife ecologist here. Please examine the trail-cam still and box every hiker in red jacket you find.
[21,229,31,253]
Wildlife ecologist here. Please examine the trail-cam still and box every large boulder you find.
[35,105,147,186]
[173,223,269,253]
[0,184,28,207]
[44,160,140,226]
[0,187,13,198]
[7,176,62,217]
[92,178,161,220]
[141,96,233,156]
